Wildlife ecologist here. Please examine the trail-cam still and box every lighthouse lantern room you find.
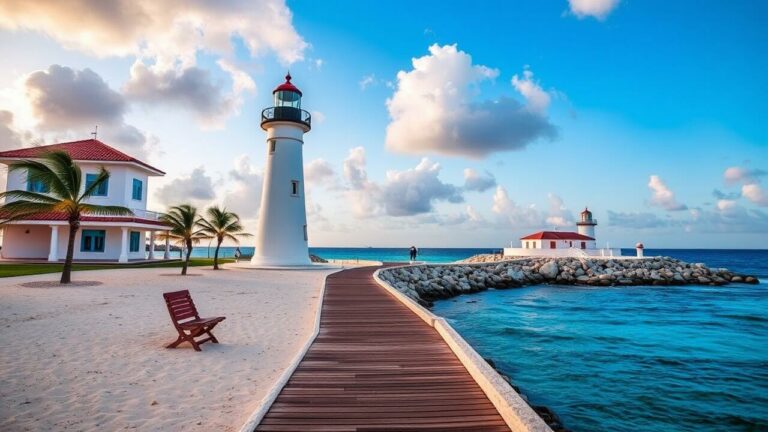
[576,207,597,239]
[251,74,312,266]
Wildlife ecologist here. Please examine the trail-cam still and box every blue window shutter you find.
[132,179,143,200]
[86,174,108,196]
[129,231,141,252]
[85,174,96,189]
[81,230,106,252]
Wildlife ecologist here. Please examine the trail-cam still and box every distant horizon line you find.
[195,246,768,251]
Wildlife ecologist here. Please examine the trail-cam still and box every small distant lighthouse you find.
[576,207,597,239]
[251,74,312,266]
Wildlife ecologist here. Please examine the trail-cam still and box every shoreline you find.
[377,255,760,307]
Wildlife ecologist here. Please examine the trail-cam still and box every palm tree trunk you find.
[182,239,192,275]
[61,221,79,284]
[213,238,222,270]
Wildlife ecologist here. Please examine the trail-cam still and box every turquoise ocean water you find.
[431,249,768,432]
[190,246,500,262]
[190,246,767,431]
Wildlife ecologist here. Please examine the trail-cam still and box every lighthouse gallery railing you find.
[261,107,311,128]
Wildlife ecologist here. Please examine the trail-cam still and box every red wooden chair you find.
[163,290,226,351]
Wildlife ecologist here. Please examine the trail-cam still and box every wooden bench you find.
[163,290,226,351]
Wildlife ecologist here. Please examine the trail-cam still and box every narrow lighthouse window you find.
[291,180,299,196]
[269,140,276,154]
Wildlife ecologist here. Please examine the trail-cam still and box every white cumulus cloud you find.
[385,44,556,158]
[492,186,544,228]
[722,166,768,207]
[742,184,768,207]
[123,61,255,128]
[511,69,551,113]
[24,64,149,157]
[305,158,336,185]
[155,166,216,207]
[648,175,687,211]
[342,147,464,218]
[0,0,305,127]
[568,0,620,20]
[0,0,306,64]
[222,155,263,218]
[723,166,765,185]
[463,168,497,192]
[545,193,574,227]
[380,158,464,216]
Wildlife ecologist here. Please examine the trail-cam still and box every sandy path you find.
[0,265,336,431]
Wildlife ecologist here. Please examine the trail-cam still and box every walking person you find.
[234,246,242,263]
[409,246,418,262]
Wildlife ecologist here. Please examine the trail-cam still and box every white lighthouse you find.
[251,74,312,266]
[576,207,597,239]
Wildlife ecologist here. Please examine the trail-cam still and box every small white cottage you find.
[0,139,173,262]
[504,207,621,257]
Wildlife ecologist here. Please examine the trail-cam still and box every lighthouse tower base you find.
[230,260,339,270]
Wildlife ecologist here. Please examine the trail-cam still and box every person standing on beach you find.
[409,246,418,261]
[234,247,242,262]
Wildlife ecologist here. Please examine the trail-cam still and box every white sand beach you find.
[0,266,336,431]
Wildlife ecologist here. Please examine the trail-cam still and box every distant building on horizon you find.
[504,208,621,257]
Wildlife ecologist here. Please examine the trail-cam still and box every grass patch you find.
[0,258,235,278]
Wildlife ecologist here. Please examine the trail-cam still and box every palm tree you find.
[158,204,209,275]
[197,206,252,270]
[0,151,133,283]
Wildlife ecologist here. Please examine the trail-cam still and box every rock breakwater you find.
[377,256,760,307]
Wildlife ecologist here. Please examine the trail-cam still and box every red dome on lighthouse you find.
[273,73,302,96]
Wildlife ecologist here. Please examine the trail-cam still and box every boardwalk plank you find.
[254,265,510,432]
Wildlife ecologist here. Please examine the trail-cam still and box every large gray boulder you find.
[507,268,526,283]
[538,261,559,279]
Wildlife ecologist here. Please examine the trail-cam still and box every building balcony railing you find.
[261,106,311,129]
[130,208,163,221]
[577,219,598,225]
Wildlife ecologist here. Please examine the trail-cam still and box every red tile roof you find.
[0,139,164,174]
[4,212,171,227]
[520,231,595,241]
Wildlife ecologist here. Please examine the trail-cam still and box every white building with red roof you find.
[504,208,621,257]
[0,139,173,263]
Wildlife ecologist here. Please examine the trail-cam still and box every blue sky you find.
[0,0,766,248]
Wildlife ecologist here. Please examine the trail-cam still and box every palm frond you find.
[0,190,61,204]
[46,151,82,199]
[79,204,135,216]
[0,200,57,224]
[159,204,212,245]
[198,205,252,241]
[80,167,110,200]
[3,151,131,225]
[8,159,70,199]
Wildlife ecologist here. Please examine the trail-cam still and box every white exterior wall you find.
[5,162,150,211]
[1,225,50,258]
[504,247,622,258]
[1,225,149,260]
[251,122,310,266]
[577,223,596,239]
[519,239,596,249]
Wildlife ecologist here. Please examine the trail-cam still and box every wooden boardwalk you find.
[256,265,510,432]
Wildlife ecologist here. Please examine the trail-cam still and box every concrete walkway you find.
[255,265,510,431]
